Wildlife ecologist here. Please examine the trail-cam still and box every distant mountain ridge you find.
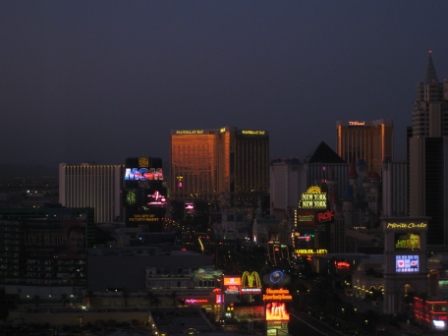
[0,164,58,178]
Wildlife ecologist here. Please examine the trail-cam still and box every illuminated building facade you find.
[336,119,394,174]
[412,296,448,331]
[294,186,333,251]
[263,283,292,336]
[170,129,219,201]
[170,126,269,202]
[123,157,167,230]
[382,217,429,315]
[408,52,448,245]
[59,163,124,223]
[269,142,348,220]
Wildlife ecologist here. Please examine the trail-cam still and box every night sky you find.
[1,1,448,168]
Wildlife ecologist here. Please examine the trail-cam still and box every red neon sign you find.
[185,298,208,304]
[317,209,334,223]
[336,261,350,269]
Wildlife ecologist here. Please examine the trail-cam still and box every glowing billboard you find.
[395,233,421,251]
[299,186,326,209]
[396,255,419,273]
[223,276,242,294]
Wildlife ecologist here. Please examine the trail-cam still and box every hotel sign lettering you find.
[348,121,365,126]
[241,130,266,135]
[386,223,427,229]
[176,130,205,135]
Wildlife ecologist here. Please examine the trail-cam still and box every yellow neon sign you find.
[386,223,427,229]
[242,271,262,288]
[295,249,327,255]
[306,186,321,193]
[175,130,205,135]
[241,130,265,135]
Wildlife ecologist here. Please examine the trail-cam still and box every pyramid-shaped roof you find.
[425,51,439,84]
[305,141,346,164]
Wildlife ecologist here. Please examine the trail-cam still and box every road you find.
[289,310,347,336]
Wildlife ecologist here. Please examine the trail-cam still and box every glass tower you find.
[170,127,270,203]
[336,119,394,175]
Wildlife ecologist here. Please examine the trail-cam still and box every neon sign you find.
[175,130,205,135]
[241,271,262,294]
[265,302,289,321]
[306,186,321,193]
[223,276,241,286]
[147,191,167,206]
[241,288,262,294]
[269,270,284,284]
[387,223,427,229]
[299,186,327,209]
[295,249,327,255]
[128,214,160,222]
[348,121,365,126]
[263,288,292,301]
[336,261,350,269]
[241,130,266,135]
[317,210,334,223]
[124,168,163,181]
[224,285,240,294]
[185,299,209,304]
[298,215,314,222]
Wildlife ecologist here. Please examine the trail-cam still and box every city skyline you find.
[1,1,448,167]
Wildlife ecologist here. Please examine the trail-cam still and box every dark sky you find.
[1,1,448,167]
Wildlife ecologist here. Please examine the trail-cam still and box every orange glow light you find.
[265,302,290,321]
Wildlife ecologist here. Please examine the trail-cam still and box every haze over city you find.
[1,1,448,168]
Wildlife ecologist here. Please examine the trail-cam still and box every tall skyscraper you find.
[382,158,408,217]
[170,126,269,203]
[59,163,124,223]
[170,129,219,201]
[336,119,394,174]
[408,51,448,245]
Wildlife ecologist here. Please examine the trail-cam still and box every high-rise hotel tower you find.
[59,163,124,223]
[170,126,270,203]
[336,119,394,174]
[408,51,448,245]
